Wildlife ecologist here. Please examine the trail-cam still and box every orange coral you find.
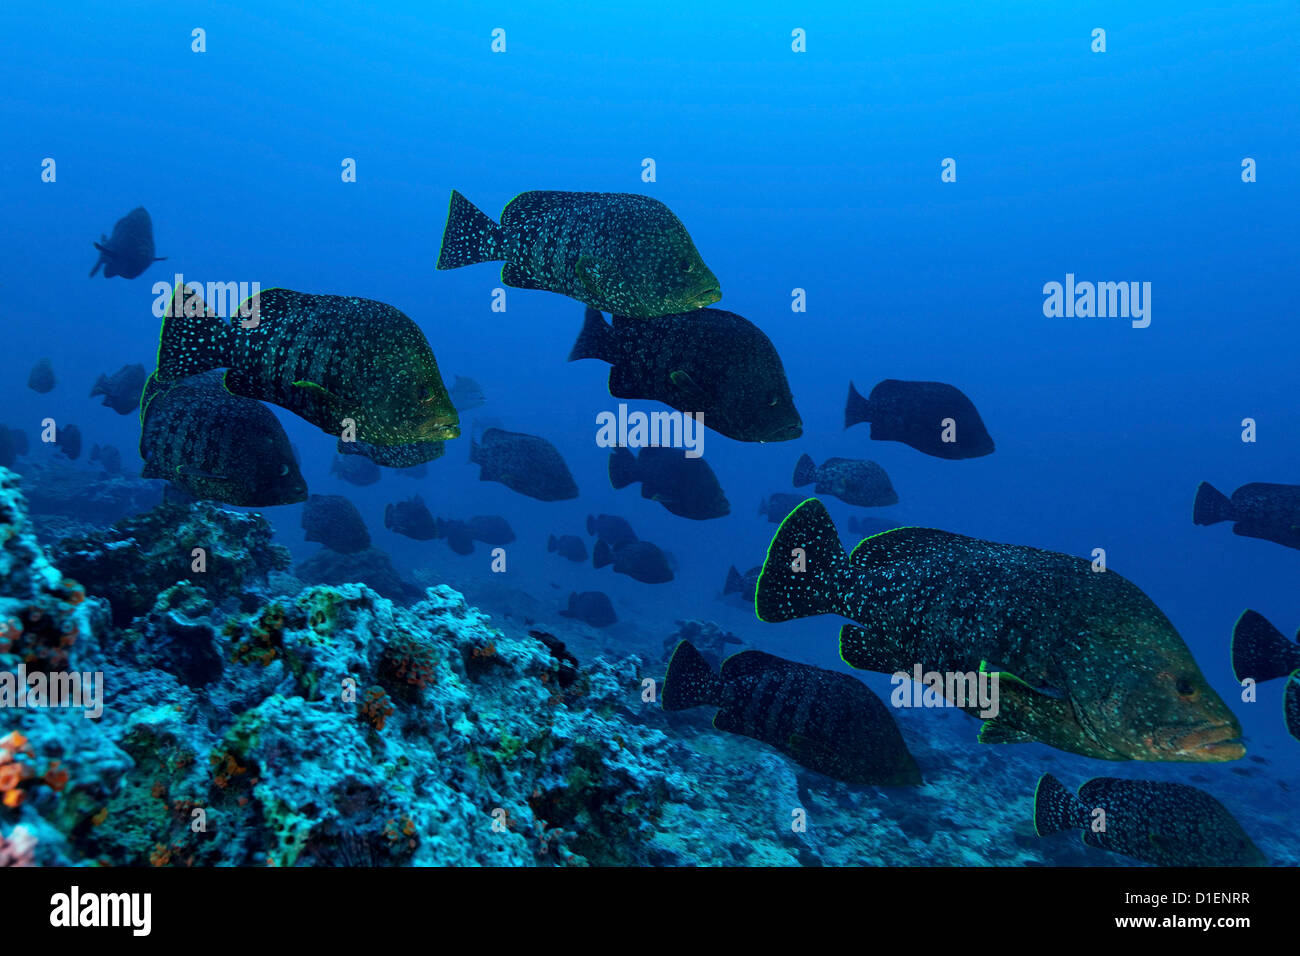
[359,686,395,731]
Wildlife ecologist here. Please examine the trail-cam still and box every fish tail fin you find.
[1193,481,1234,526]
[547,534,558,553]
[844,380,872,429]
[436,190,503,270]
[568,307,616,363]
[155,283,230,382]
[662,640,723,710]
[592,538,613,569]
[757,496,767,515]
[89,374,107,397]
[558,592,577,619]
[383,504,395,530]
[608,446,638,490]
[585,514,597,536]
[1032,773,1086,837]
[755,497,849,623]
[723,565,744,595]
[792,453,818,487]
[1231,609,1300,683]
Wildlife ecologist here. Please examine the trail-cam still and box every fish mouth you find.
[425,419,461,441]
[688,286,721,309]
[1168,724,1245,760]
[763,422,803,442]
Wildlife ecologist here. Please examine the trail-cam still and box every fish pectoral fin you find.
[669,369,709,405]
[176,465,232,481]
[979,660,1067,699]
[977,720,1036,745]
[291,380,339,401]
[574,255,620,300]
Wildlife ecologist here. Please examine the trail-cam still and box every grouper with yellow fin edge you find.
[154,285,459,446]
[754,499,1244,762]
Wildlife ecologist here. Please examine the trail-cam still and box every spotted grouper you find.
[436,190,721,317]
[155,285,459,446]
[754,498,1244,762]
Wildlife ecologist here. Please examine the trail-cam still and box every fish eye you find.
[679,256,693,272]
[1175,677,1198,699]
[279,464,289,477]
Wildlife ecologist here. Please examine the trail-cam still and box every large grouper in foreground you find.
[139,370,307,506]
[436,189,721,317]
[754,498,1243,762]
[155,285,459,446]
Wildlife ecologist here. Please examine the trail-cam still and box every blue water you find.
[2,1,1297,864]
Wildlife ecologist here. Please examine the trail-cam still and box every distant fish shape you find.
[469,427,578,501]
[55,423,81,461]
[90,363,147,415]
[559,591,618,628]
[384,495,439,541]
[436,189,720,318]
[89,207,166,279]
[548,534,588,563]
[27,358,55,394]
[586,513,637,550]
[608,446,729,520]
[464,514,515,546]
[337,437,445,469]
[845,379,994,459]
[330,453,382,487]
[139,371,307,507]
[302,494,370,554]
[593,538,674,584]
[432,518,475,555]
[1033,774,1266,866]
[758,492,804,524]
[155,285,459,446]
[756,498,1244,762]
[569,307,801,442]
[846,514,901,537]
[1194,481,1300,551]
[0,427,27,468]
[723,565,761,602]
[448,375,486,411]
[793,453,898,508]
[89,443,122,475]
[1231,609,1300,683]
[663,640,921,786]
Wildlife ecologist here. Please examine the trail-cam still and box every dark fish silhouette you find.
[845,379,994,459]
[384,495,439,540]
[759,493,804,524]
[1034,774,1266,866]
[27,358,55,394]
[55,423,81,461]
[448,375,486,410]
[89,207,166,279]
[437,189,720,317]
[559,591,617,628]
[0,427,27,468]
[469,427,577,501]
[140,371,306,506]
[337,437,445,469]
[723,565,761,601]
[847,515,901,537]
[663,641,921,786]
[89,443,122,475]
[464,514,515,545]
[1231,609,1300,683]
[302,494,370,554]
[793,453,898,508]
[608,446,729,520]
[156,286,459,446]
[90,363,147,415]
[1194,481,1300,551]
[330,454,381,487]
[569,307,801,442]
[548,534,588,562]
[756,498,1244,762]
[586,513,637,550]
[433,519,475,555]
[593,538,674,584]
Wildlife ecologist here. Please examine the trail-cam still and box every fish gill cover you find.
[0,1,1296,897]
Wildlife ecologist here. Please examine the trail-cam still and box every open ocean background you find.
[0,0,1296,864]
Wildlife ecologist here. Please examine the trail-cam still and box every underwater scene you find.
[0,1,1297,874]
